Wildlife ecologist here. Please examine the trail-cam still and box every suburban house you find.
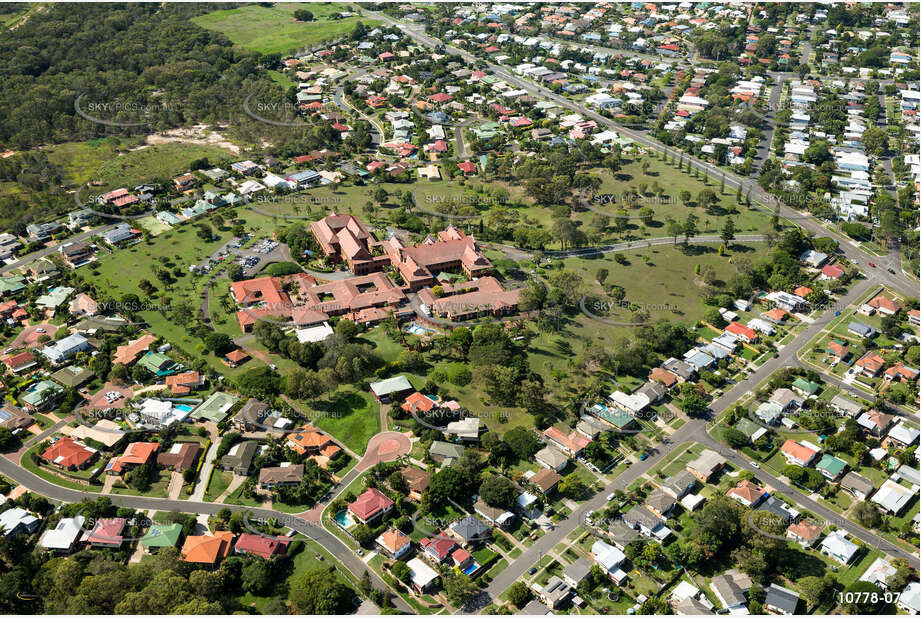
[157,442,202,472]
[590,539,628,584]
[375,527,412,560]
[786,521,822,547]
[258,464,305,489]
[181,531,234,566]
[0,507,39,537]
[234,533,290,560]
[448,515,491,547]
[141,523,183,554]
[105,442,159,475]
[780,440,821,467]
[41,437,97,470]
[765,583,800,614]
[348,488,394,525]
[686,449,726,482]
[820,531,859,564]
[82,518,125,549]
[38,516,84,553]
[840,471,876,501]
[726,480,768,508]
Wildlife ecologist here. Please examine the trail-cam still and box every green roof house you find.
[21,380,64,411]
[369,375,413,402]
[735,418,768,441]
[791,378,820,397]
[141,522,183,552]
[0,275,26,296]
[138,351,176,377]
[816,454,847,481]
[589,404,636,430]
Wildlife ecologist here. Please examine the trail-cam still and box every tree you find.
[391,561,411,583]
[679,190,692,205]
[479,475,517,509]
[506,582,531,608]
[682,213,699,245]
[797,575,831,607]
[442,569,477,607]
[558,473,586,499]
[503,426,539,461]
[204,332,233,355]
[723,427,748,448]
[853,501,882,529]
[667,220,683,245]
[293,9,314,21]
[721,218,736,246]
[841,581,883,614]
[596,268,609,287]
[289,569,354,614]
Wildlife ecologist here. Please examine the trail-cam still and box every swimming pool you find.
[406,324,435,336]
[461,561,480,576]
[175,404,195,412]
[334,510,356,529]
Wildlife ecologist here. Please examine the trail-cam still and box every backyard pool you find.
[175,404,195,412]
[405,323,435,336]
[461,561,480,576]
[334,510,356,529]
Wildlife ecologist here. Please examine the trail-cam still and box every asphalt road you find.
[0,224,114,275]
[365,9,917,299]
[479,276,918,609]
[0,455,412,614]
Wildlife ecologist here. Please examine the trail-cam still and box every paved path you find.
[215,474,246,504]
[476,277,918,610]
[366,8,917,300]
[190,424,220,502]
[167,471,185,500]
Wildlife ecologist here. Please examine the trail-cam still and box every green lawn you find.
[20,444,102,493]
[94,143,235,190]
[204,469,232,502]
[192,3,380,55]
[310,387,381,455]
[237,537,358,613]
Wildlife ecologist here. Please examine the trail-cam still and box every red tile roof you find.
[234,533,289,559]
[349,488,394,521]
[42,437,96,468]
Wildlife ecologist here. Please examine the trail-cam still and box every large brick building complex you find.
[310,213,492,289]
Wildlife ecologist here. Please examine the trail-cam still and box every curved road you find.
[363,9,917,300]
[476,276,919,611]
[0,452,413,614]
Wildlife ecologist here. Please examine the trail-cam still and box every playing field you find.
[192,3,380,55]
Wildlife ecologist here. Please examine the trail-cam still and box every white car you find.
[607,493,616,501]
[750,462,760,469]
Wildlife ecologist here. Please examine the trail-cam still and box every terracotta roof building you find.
[182,531,234,565]
[384,225,492,291]
[309,212,389,275]
[349,488,394,524]
[113,334,157,365]
[157,442,202,471]
[105,442,159,475]
[234,533,289,559]
[41,437,97,470]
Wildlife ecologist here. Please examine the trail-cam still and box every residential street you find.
[364,9,918,300]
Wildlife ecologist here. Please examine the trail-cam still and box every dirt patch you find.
[145,124,241,154]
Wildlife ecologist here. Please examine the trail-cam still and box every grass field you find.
[95,143,235,190]
[527,241,755,382]
[311,387,381,455]
[45,139,236,190]
[192,3,380,55]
